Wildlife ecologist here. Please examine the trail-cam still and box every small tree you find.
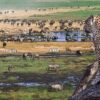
[3,41,7,48]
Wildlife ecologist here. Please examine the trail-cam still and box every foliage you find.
[0,86,73,100]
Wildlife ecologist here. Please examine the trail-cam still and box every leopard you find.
[84,15,100,60]
[68,15,100,100]
[84,15,100,33]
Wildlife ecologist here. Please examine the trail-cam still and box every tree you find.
[3,41,7,48]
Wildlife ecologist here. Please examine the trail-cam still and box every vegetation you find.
[0,55,96,100]
[30,8,100,20]
[0,86,73,100]
[0,0,100,9]
[0,0,99,20]
[0,42,93,53]
[0,55,95,81]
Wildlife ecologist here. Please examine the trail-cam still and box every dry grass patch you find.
[0,42,93,53]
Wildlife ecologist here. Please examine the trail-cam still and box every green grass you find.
[0,1,100,9]
[30,9,100,20]
[0,0,100,20]
[0,55,95,74]
[0,86,73,100]
[0,55,96,100]
[0,55,95,83]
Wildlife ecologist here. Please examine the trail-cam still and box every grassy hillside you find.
[29,8,100,20]
[0,0,100,9]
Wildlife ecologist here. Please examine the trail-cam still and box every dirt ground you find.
[0,42,93,54]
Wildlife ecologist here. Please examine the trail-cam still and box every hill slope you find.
[0,0,99,9]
